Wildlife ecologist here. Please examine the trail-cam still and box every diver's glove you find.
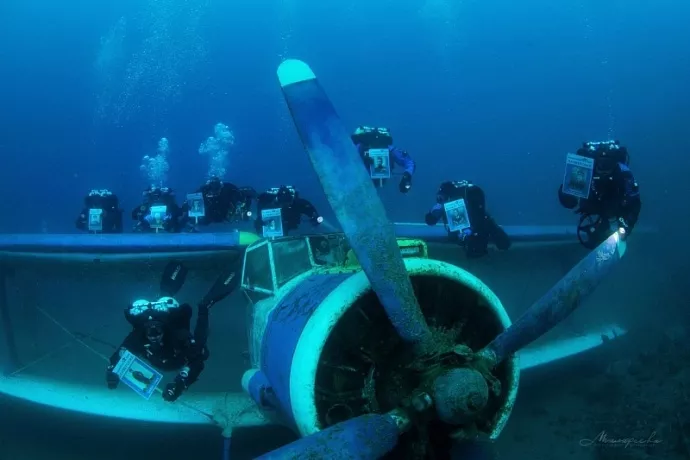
[241,206,253,221]
[460,228,473,241]
[163,376,186,402]
[399,172,412,193]
[106,365,119,390]
[616,217,631,236]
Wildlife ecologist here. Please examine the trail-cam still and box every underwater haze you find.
[0,0,688,233]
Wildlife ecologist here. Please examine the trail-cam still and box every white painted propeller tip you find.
[277,59,316,87]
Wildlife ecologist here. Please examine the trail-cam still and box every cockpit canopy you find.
[240,233,428,302]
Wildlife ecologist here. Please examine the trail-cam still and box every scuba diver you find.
[350,126,416,193]
[184,176,257,225]
[132,186,186,233]
[557,140,641,249]
[425,180,511,258]
[254,185,323,236]
[75,189,123,233]
[106,261,241,402]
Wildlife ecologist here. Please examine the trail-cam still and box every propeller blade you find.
[481,229,627,367]
[277,59,430,345]
[257,412,407,460]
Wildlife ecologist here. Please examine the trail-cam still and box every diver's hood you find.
[145,187,173,203]
[595,158,617,176]
[205,178,223,196]
[437,182,459,202]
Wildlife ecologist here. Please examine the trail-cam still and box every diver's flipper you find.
[199,263,241,310]
[486,215,511,251]
[160,260,189,297]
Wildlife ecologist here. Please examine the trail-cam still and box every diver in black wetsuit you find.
[557,140,641,249]
[425,180,511,258]
[106,261,240,402]
[75,189,124,233]
[254,185,323,236]
[184,176,257,225]
[132,186,186,233]
[350,126,416,193]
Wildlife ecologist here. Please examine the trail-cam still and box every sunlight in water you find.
[418,0,465,60]
[579,0,619,139]
[93,16,127,122]
[94,0,211,125]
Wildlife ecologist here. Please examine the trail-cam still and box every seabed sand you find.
[497,321,690,460]
[0,396,298,460]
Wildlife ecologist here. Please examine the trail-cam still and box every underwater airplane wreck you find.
[0,60,635,459]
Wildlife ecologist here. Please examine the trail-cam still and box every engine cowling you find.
[240,234,518,456]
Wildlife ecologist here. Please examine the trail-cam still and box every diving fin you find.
[160,260,189,297]
[199,262,241,310]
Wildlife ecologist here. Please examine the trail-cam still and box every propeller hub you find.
[433,368,489,425]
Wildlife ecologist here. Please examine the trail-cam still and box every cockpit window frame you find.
[241,239,278,296]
